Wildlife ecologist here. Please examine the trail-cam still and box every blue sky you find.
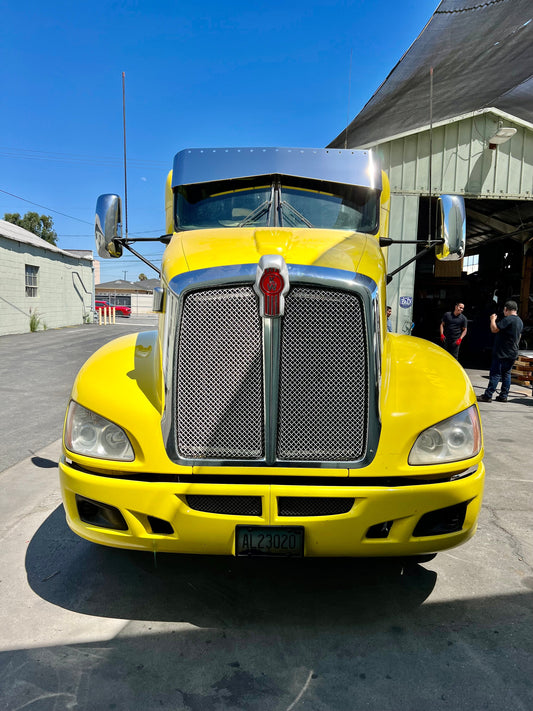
[1,0,438,282]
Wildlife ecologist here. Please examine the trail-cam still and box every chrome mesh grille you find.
[176,286,264,459]
[174,282,368,464]
[277,287,367,461]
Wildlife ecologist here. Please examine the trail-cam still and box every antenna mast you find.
[428,66,433,244]
[111,72,162,278]
[344,49,353,149]
[122,71,129,241]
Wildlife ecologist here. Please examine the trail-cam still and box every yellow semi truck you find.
[59,147,484,560]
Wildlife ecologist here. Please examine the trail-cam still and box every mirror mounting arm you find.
[383,194,465,283]
[116,235,172,243]
[386,241,443,284]
[121,241,161,277]
[379,237,444,247]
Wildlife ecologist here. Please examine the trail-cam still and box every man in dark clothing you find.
[440,302,468,359]
[478,300,523,403]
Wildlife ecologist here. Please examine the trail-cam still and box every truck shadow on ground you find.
[26,506,437,627]
[17,507,533,710]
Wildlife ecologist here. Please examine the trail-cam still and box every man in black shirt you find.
[440,302,468,359]
[478,300,523,403]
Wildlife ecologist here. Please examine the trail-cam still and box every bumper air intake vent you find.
[76,495,128,531]
[147,516,174,535]
[366,520,393,539]
[278,496,355,517]
[186,495,262,517]
[413,501,470,537]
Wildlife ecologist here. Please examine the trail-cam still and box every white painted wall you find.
[0,236,94,336]
[130,292,154,314]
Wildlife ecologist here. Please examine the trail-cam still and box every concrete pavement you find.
[0,315,158,472]
[0,330,532,710]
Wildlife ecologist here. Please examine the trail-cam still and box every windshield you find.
[176,182,272,230]
[279,183,377,231]
[175,176,378,233]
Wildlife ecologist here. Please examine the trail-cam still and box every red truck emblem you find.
[254,256,290,317]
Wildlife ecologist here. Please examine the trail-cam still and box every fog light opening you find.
[75,495,128,531]
[366,520,393,539]
[413,500,471,537]
[147,516,174,535]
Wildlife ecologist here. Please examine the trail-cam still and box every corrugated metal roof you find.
[329,0,533,148]
[0,219,92,261]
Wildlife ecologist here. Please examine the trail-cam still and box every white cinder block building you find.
[0,220,94,336]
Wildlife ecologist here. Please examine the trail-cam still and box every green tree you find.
[3,211,58,245]
[138,272,148,281]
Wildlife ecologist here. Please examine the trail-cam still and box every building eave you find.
[351,108,533,150]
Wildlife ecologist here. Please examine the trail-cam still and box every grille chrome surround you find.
[167,263,379,468]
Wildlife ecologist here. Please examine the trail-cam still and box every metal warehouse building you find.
[329,0,533,360]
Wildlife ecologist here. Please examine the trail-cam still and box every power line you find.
[0,146,166,169]
[0,186,164,238]
[99,252,164,264]
[59,229,163,238]
[0,187,93,225]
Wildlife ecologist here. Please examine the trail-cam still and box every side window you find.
[25,265,39,297]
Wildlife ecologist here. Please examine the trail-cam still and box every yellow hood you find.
[162,227,386,285]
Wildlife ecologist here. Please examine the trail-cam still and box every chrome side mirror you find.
[95,194,123,259]
[436,194,466,261]
[153,286,165,313]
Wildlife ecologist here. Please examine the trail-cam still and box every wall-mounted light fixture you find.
[488,126,517,149]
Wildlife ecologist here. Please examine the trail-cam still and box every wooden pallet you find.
[511,354,533,386]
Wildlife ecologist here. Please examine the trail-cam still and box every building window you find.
[464,254,479,275]
[25,264,39,297]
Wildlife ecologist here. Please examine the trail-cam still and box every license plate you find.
[236,526,304,557]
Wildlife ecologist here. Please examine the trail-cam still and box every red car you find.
[95,300,131,318]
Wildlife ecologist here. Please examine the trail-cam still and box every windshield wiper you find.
[280,200,314,228]
[237,199,272,227]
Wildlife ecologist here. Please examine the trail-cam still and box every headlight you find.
[64,401,134,461]
[409,405,481,465]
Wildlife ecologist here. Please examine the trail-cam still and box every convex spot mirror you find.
[95,194,123,259]
[436,194,466,262]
